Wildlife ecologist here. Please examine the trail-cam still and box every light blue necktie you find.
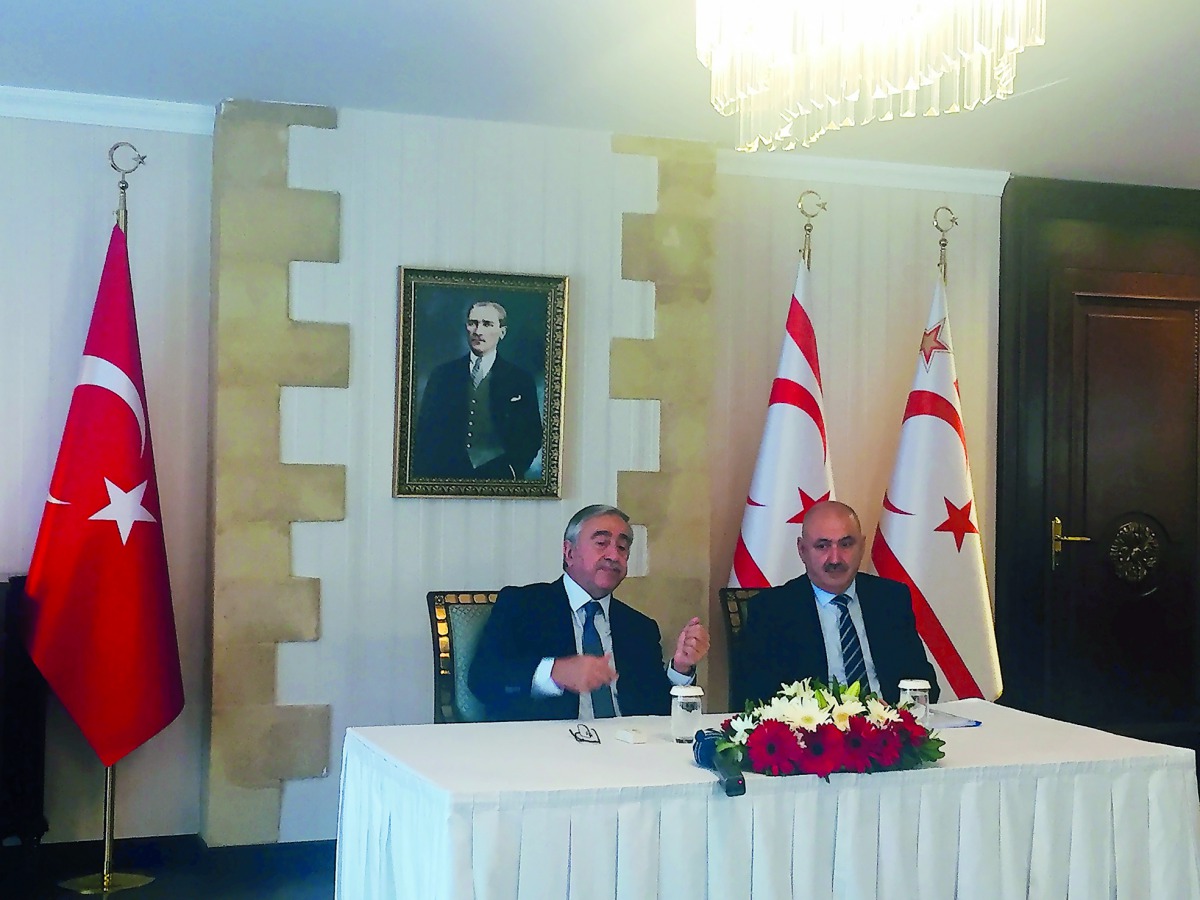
[582,601,615,718]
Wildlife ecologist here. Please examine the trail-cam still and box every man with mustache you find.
[469,505,711,721]
[732,500,938,707]
[412,300,542,480]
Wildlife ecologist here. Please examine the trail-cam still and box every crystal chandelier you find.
[696,0,1046,151]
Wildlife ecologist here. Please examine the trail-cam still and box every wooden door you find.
[1047,271,1200,737]
[998,178,1200,751]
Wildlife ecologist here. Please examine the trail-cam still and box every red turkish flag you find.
[870,280,1002,700]
[730,261,835,588]
[24,224,184,767]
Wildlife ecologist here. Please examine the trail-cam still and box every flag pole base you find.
[59,871,155,894]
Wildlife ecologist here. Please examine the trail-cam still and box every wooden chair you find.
[426,591,499,724]
[719,587,761,711]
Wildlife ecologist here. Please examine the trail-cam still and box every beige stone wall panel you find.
[212,578,322,644]
[206,100,343,846]
[211,386,281,460]
[211,704,331,787]
[211,642,278,708]
[212,521,292,578]
[217,189,340,264]
[216,463,345,523]
[612,137,716,696]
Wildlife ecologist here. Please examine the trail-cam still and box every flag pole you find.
[933,205,958,285]
[797,189,827,270]
[59,142,154,897]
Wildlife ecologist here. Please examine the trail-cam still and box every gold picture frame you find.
[394,267,567,498]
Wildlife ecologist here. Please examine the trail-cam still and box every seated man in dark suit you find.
[733,500,939,707]
[468,504,710,721]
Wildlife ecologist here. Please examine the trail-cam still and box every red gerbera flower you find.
[840,717,878,773]
[796,722,846,779]
[895,709,928,745]
[869,725,903,767]
[745,719,802,775]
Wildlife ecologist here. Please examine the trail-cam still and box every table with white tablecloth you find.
[334,700,1200,899]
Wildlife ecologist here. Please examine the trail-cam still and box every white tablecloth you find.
[335,700,1200,899]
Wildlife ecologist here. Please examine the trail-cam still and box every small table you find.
[335,700,1200,899]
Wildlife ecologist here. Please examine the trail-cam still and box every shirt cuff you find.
[532,657,564,697]
[666,661,696,686]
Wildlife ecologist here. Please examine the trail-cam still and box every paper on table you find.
[923,708,982,729]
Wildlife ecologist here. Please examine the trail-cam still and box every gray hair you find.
[562,504,631,569]
[467,301,507,327]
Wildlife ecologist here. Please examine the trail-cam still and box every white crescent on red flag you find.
[730,262,835,588]
[24,224,184,767]
[870,279,1002,700]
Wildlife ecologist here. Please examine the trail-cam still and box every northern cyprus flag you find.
[870,279,1002,700]
[730,261,835,588]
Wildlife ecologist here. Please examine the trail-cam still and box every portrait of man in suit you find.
[411,300,544,480]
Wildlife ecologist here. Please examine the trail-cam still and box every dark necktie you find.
[582,601,616,718]
[470,355,483,387]
[832,594,868,690]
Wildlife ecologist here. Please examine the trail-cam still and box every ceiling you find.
[5,0,1199,189]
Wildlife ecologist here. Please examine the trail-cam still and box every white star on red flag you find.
[89,477,157,544]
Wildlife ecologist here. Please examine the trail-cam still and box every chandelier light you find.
[696,0,1047,151]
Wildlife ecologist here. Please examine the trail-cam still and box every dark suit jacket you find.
[732,572,939,707]
[468,578,673,721]
[412,354,542,479]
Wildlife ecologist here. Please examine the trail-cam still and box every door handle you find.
[1051,516,1091,569]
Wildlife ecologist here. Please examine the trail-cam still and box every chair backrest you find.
[719,587,761,711]
[426,591,498,723]
[718,587,760,642]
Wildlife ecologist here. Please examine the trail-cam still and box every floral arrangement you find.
[716,679,945,779]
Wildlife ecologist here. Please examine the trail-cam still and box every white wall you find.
[0,112,211,841]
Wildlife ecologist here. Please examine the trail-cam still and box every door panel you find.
[1048,272,1200,733]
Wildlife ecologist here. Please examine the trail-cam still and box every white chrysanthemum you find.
[763,694,828,731]
[779,679,813,699]
[866,697,901,726]
[727,714,756,745]
[829,698,867,731]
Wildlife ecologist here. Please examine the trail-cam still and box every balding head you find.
[798,500,865,594]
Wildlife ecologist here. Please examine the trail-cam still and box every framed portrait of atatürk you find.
[393,267,567,498]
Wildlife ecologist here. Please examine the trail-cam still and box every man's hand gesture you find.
[672,617,710,673]
[551,653,618,694]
